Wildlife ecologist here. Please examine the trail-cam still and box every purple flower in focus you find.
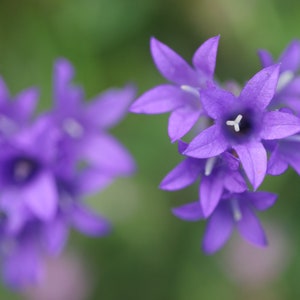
[258,40,300,111]
[49,58,136,178]
[184,65,300,189]
[172,191,277,254]
[160,141,247,217]
[0,77,38,137]
[130,36,219,141]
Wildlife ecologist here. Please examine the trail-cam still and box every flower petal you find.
[168,105,201,142]
[267,144,289,175]
[130,84,186,114]
[192,35,220,79]
[172,201,204,221]
[233,142,267,190]
[81,133,136,176]
[223,171,247,193]
[87,85,135,128]
[202,202,234,254]
[239,64,280,110]
[14,88,39,121]
[43,218,69,255]
[279,39,300,73]
[261,111,300,140]
[150,37,198,86]
[184,125,228,158]
[23,172,58,221]
[245,191,277,211]
[160,158,203,191]
[200,86,236,119]
[236,204,267,247]
[257,49,274,68]
[200,174,223,217]
[71,204,111,236]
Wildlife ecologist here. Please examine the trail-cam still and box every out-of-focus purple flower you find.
[258,40,300,112]
[172,191,277,254]
[130,36,219,141]
[184,65,300,189]
[160,141,247,217]
[0,77,38,137]
[0,118,60,228]
[49,58,136,178]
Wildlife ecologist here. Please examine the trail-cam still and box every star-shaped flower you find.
[184,65,300,189]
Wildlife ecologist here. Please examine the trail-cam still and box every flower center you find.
[226,114,243,132]
[8,156,40,185]
[225,111,253,138]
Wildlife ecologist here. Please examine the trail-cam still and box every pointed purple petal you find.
[172,201,204,221]
[76,169,114,195]
[192,35,220,78]
[86,85,135,128]
[239,65,280,110]
[257,49,274,68]
[261,111,300,140]
[14,88,39,121]
[177,140,189,154]
[130,84,186,114]
[81,133,136,176]
[43,218,69,255]
[245,191,277,211]
[233,142,267,190]
[200,86,236,119]
[184,125,228,158]
[223,170,247,193]
[279,40,300,72]
[237,204,267,247]
[23,172,57,221]
[160,158,203,191]
[150,37,198,86]
[202,202,234,254]
[200,175,223,217]
[168,105,201,142]
[71,204,111,236]
[267,145,288,175]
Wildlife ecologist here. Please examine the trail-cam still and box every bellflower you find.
[258,40,300,111]
[160,141,247,217]
[184,65,300,189]
[48,58,136,178]
[130,36,219,141]
[172,191,277,254]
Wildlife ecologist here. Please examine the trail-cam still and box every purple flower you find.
[172,191,277,254]
[48,58,136,178]
[184,65,300,189]
[258,40,300,112]
[0,77,38,137]
[160,141,247,217]
[130,36,219,141]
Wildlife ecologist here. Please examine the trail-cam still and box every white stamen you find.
[63,118,84,138]
[277,71,294,92]
[231,199,242,222]
[205,157,217,176]
[180,85,200,98]
[226,114,243,132]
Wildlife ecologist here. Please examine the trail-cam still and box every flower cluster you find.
[131,36,300,254]
[0,58,135,288]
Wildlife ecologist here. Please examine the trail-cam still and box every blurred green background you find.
[0,0,300,299]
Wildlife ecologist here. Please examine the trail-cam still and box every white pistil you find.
[63,118,84,138]
[231,199,242,222]
[276,71,294,92]
[180,85,200,98]
[226,114,243,132]
[205,157,217,176]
